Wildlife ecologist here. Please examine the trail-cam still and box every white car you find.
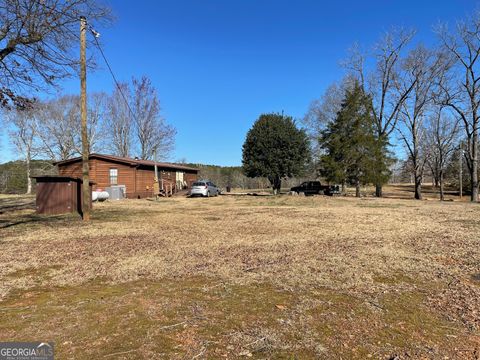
[189,180,220,197]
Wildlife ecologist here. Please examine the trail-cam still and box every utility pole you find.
[459,147,463,200]
[80,16,91,220]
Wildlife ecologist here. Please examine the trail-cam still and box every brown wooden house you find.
[54,153,199,198]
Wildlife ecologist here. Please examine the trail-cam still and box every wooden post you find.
[459,148,463,200]
[153,149,159,200]
[80,16,90,221]
[154,149,159,181]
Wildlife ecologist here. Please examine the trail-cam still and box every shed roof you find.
[53,153,199,172]
[31,175,96,184]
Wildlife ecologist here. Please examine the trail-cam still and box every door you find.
[176,171,185,189]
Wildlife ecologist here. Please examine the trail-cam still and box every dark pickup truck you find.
[290,181,340,196]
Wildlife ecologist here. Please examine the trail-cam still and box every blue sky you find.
[1,0,477,165]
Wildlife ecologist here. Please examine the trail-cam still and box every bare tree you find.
[107,77,176,160]
[107,83,132,157]
[29,94,106,161]
[131,76,176,160]
[396,45,447,200]
[0,0,111,108]
[303,77,354,157]
[36,96,79,161]
[304,79,352,135]
[426,107,460,200]
[436,13,480,202]
[88,92,108,153]
[7,106,39,194]
[345,28,416,197]
[73,92,108,154]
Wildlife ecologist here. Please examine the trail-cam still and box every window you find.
[109,168,118,185]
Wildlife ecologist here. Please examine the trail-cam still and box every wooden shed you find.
[33,176,94,215]
[54,153,199,198]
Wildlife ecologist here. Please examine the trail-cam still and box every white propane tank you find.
[92,191,109,202]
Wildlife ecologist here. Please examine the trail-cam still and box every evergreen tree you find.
[319,83,391,197]
[242,113,310,194]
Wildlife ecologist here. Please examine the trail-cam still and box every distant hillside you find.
[185,163,268,189]
[0,160,56,194]
[185,163,313,190]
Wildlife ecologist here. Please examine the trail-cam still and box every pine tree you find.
[319,83,391,197]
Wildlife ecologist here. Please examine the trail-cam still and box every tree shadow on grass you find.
[1,206,160,233]
[0,196,35,214]
[0,212,80,230]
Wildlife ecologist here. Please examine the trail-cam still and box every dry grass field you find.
[0,186,479,359]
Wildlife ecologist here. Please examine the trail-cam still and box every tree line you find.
[189,163,310,191]
[244,12,480,202]
[5,75,175,194]
[0,160,55,194]
[312,18,478,201]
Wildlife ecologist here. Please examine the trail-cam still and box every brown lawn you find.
[0,186,479,359]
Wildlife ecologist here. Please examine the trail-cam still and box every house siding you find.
[58,159,137,197]
[135,167,155,198]
[56,156,198,198]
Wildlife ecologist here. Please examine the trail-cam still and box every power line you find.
[91,34,137,123]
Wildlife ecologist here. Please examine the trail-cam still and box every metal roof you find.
[53,153,199,172]
[31,175,96,184]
